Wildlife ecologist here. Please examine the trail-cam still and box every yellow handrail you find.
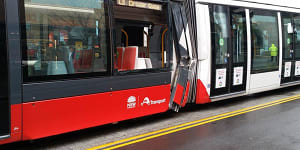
[121,29,128,47]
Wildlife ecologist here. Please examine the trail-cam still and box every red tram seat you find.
[73,49,93,71]
[117,46,152,71]
[80,50,93,69]
[122,46,138,70]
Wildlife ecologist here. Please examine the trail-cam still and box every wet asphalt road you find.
[117,96,300,150]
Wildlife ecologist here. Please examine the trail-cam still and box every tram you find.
[1,0,300,145]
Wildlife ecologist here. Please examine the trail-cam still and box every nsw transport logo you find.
[127,96,137,109]
[141,97,166,106]
[141,97,151,106]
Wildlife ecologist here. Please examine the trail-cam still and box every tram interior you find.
[113,1,169,72]
[23,0,169,77]
[23,0,108,77]
[294,16,300,58]
[251,12,279,72]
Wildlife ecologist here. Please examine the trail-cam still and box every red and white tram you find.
[1,0,300,145]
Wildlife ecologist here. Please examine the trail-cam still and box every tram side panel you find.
[195,3,212,104]
[247,11,281,94]
[0,105,22,145]
[20,0,172,141]
[195,0,300,98]
[0,0,173,144]
[194,2,287,101]
[22,85,170,140]
[0,0,23,145]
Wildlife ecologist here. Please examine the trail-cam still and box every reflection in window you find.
[251,11,279,72]
[113,0,169,72]
[23,0,108,77]
[282,16,293,59]
[232,10,246,63]
[294,17,300,58]
[212,6,229,65]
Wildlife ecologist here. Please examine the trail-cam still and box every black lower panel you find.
[0,98,9,137]
[117,99,300,150]
[23,72,171,102]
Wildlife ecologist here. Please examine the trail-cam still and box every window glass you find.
[112,0,169,72]
[282,16,293,59]
[251,11,279,72]
[23,0,108,78]
[232,9,246,63]
[212,6,229,65]
[294,16,300,58]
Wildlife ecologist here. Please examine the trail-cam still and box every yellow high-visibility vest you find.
[269,44,278,56]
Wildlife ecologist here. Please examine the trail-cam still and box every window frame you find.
[292,14,300,59]
[281,12,294,60]
[111,0,172,76]
[231,8,247,64]
[20,0,112,83]
[250,9,280,74]
[19,0,173,103]
[209,4,230,66]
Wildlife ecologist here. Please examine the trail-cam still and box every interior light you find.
[25,4,95,14]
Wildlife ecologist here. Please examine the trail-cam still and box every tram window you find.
[294,16,300,59]
[212,6,229,65]
[112,0,169,73]
[22,0,109,80]
[282,15,293,59]
[251,10,279,73]
[232,9,246,63]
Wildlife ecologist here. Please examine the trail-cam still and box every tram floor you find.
[2,86,300,150]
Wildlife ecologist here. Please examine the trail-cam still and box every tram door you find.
[0,0,9,138]
[210,6,247,96]
[281,14,300,84]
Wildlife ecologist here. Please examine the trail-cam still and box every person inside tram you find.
[251,13,279,71]
[269,43,278,62]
